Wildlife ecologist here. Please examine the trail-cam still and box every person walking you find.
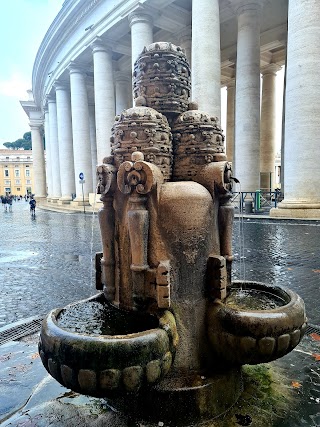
[29,197,36,216]
[7,195,13,212]
[2,195,7,212]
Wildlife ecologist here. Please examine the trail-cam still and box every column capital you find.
[29,120,43,130]
[226,79,236,89]
[46,94,56,104]
[115,71,131,83]
[128,8,153,28]
[232,0,264,16]
[68,61,87,75]
[261,63,282,76]
[53,80,70,91]
[90,37,112,54]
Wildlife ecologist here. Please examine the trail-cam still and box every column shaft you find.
[226,81,235,164]
[271,0,320,217]
[192,0,221,119]
[91,40,115,163]
[260,66,279,191]
[69,65,93,203]
[55,82,76,202]
[129,11,153,72]
[47,98,62,200]
[89,103,97,191]
[115,72,131,114]
[234,2,261,192]
[30,124,46,198]
[44,109,53,199]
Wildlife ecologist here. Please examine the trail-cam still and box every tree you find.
[3,133,32,150]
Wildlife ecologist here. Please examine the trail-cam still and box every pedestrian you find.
[29,197,36,216]
[7,195,13,212]
[2,195,7,212]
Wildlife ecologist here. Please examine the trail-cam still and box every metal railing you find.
[231,190,283,213]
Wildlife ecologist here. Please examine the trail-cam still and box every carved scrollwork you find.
[117,152,159,195]
[96,158,117,200]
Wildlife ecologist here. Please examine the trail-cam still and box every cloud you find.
[0,73,30,98]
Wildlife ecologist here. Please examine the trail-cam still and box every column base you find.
[58,196,72,205]
[270,200,320,219]
[71,198,90,207]
[50,197,60,204]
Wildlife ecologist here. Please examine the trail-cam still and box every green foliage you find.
[3,133,32,150]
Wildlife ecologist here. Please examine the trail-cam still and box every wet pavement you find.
[0,201,102,327]
[0,202,319,426]
[0,201,319,327]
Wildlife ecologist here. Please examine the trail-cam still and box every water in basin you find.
[56,300,158,335]
[226,288,287,310]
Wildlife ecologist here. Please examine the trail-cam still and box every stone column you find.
[29,122,47,198]
[69,63,93,204]
[89,103,98,191]
[233,0,262,192]
[192,0,221,119]
[271,0,320,218]
[54,81,76,203]
[47,96,62,202]
[177,26,192,66]
[226,80,235,164]
[115,71,131,114]
[91,38,115,163]
[128,10,153,72]
[44,107,53,200]
[260,64,281,192]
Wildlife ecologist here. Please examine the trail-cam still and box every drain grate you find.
[0,316,43,346]
[306,323,320,335]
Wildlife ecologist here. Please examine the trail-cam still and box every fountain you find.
[39,42,306,426]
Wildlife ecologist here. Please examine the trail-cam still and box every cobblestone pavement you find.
[0,201,102,327]
[0,202,319,328]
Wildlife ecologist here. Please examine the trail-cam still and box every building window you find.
[25,169,30,177]
[5,180,10,185]
[27,157,30,160]
[17,188,21,191]
[26,164,30,167]
[26,180,31,185]
[4,169,9,177]
[14,164,19,167]
[15,169,20,177]
[15,180,21,185]
[5,157,9,160]
[5,187,11,193]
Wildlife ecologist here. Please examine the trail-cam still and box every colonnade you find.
[27,0,320,217]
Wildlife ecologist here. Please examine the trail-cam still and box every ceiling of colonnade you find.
[34,0,288,106]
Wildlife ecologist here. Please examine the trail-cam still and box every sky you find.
[0,0,64,146]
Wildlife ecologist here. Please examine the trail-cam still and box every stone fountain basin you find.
[207,281,307,365]
[39,293,178,397]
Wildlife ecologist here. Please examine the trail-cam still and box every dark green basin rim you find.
[44,292,174,341]
[228,280,303,312]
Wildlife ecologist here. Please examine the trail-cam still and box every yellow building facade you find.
[0,149,34,197]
